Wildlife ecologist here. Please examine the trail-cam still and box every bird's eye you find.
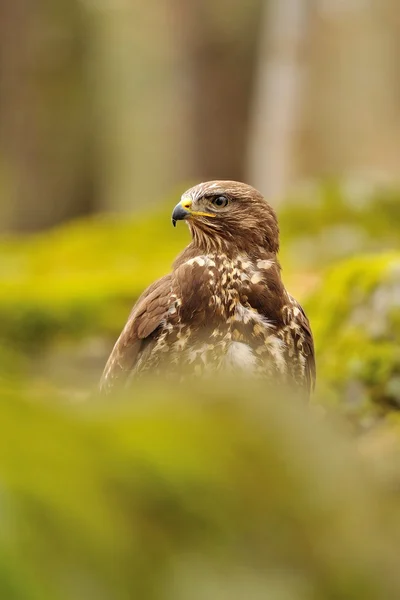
[211,195,229,208]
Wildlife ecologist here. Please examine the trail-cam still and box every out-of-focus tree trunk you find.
[297,0,400,181]
[175,0,263,183]
[89,0,263,214]
[0,0,93,232]
[246,0,310,202]
[87,0,194,213]
[247,0,400,198]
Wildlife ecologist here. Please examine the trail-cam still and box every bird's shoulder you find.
[100,273,173,392]
[100,251,220,392]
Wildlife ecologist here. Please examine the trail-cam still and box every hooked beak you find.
[171,197,217,227]
[171,199,191,227]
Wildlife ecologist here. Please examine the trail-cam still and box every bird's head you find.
[171,180,279,253]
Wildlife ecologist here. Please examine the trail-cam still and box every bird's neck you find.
[174,240,281,274]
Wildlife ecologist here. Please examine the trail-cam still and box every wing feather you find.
[100,274,172,393]
[246,272,316,394]
[289,297,316,394]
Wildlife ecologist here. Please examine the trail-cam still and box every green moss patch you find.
[0,207,189,350]
[308,252,400,414]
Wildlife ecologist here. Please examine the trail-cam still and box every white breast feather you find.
[224,342,257,371]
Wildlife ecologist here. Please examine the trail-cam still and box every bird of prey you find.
[100,180,315,395]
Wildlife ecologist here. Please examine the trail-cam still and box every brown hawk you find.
[100,181,315,395]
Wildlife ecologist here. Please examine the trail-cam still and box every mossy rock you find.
[308,252,400,416]
[279,179,400,269]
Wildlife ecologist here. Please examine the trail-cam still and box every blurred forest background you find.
[1,1,400,599]
[2,0,400,231]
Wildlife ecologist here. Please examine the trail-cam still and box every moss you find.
[0,205,189,351]
[307,252,400,415]
[1,380,400,599]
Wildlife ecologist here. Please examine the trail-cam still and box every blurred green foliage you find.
[1,380,400,600]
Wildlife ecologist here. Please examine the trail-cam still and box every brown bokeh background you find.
[1,0,400,231]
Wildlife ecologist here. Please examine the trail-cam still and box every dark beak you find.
[171,203,191,227]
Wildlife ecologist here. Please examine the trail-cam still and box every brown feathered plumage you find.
[100,181,315,394]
